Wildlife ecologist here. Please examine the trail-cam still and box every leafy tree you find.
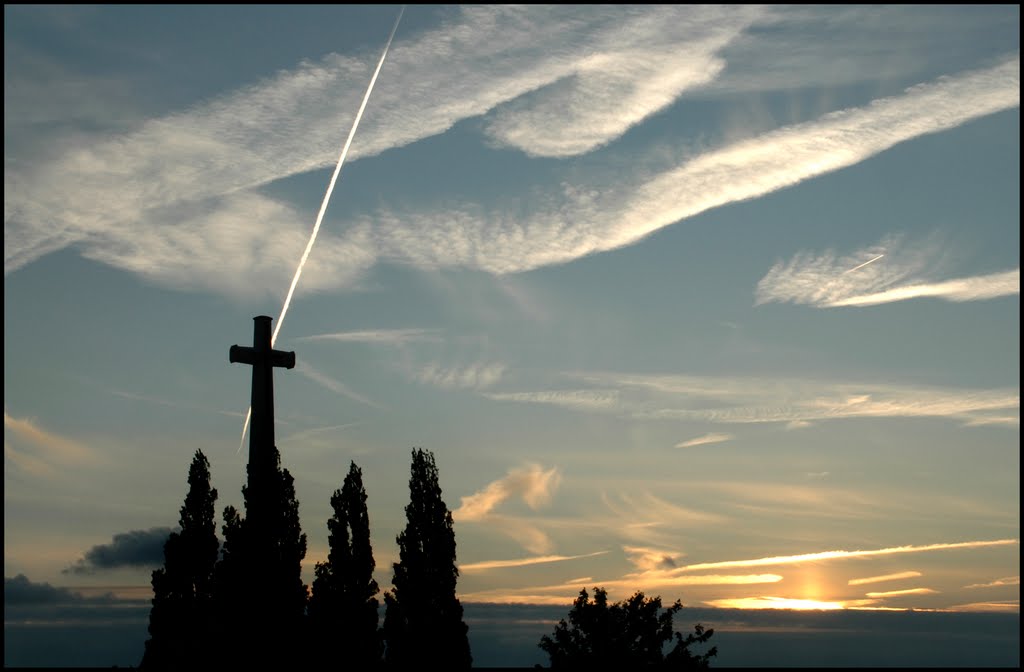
[141,450,220,671]
[213,445,308,668]
[308,461,381,667]
[539,587,717,669]
[382,449,471,668]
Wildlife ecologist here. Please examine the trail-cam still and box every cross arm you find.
[229,345,296,369]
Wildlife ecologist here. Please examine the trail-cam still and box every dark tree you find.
[382,448,471,668]
[141,450,219,671]
[308,461,381,667]
[213,445,308,668]
[539,587,716,669]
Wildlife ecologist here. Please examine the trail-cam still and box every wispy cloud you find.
[482,6,764,157]
[595,492,728,552]
[945,600,1020,612]
[6,5,1017,295]
[2,6,760,287]
[294,360,380,408]
[461,551,607,572]
[673,539,1018,573]
[756,235,1019,308]
[483,389,620,411]
[865,587,938,598]
[279,421,362,445]
[110,388,244,419]
[455,464,562,555]
[706,596,864,610]
[416,362,506,390]
[359,57,1019,276]
[675,432,734,449]
[567,371,1020,428]
[296,328,441,344]
[455,464,562,521]
[849,571,923,586]
[4,410,101,479]
[460,573,784,605]
[964,576,1020,590]
[623,546,684,572]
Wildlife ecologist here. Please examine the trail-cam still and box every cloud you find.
[456,463,562,521]
[828,270,1019,307]
[460,573,784,604]
[356,57,1019,276]
[5,6,1017,296]
[623,546,683,572]
[705,596,861,610]
[485,515,558,556]
[672,539,1018,573]
[567,371,1019,429]
[109,388,245,419]
[63,527,175,574]
[945,600,1020,612]
[455,464,562,554]
[4,574,114,605]
[865,588,938,598]
[4,410,102,479]
[482,6,764,157]
[483,389,620,411]
[296,328,442,344]
[755,235,1019,308]
[2,6,760,286]
[964,576,1020,589]
[676,432,734,449]
[848,571,923,586]
[294,359,381,408]
[461,551,607,572]
[416,362,506,390]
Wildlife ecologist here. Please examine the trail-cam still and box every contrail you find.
[238,6,405,453]
[844,253,885,274]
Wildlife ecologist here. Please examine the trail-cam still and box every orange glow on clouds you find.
[707,596,852,610]
[865,588,938,598]
[848,571,923,585]
[675,539,1018,572]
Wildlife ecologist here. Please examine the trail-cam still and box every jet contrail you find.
[238,6,405,453]
[844,253,885,274]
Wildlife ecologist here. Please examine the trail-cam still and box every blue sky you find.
[3,5,1019,661]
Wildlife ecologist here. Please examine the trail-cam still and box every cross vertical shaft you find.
[229,316,295,525]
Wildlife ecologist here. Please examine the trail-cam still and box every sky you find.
[4,4,1020,665]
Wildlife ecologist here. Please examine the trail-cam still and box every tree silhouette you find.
[213,445,308,668]
[382,448,471,668]
[539,587,716,669]
[141,450,219,671]
[308,461,381,667]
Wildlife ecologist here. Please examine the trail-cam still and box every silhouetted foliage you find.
[308,461,381,667]
[141,450,219,671]
[383,448,471,668]
[539,587,717,669]
[213,445,308,668]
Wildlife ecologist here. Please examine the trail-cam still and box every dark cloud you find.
[63,526,175,574]
[5,574,89,605]
[4,574,148,667]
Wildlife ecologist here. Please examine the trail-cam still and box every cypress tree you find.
[308,461,381,667]
[383,448,471,668]
[213,445,307,668]
[141,450,219,671]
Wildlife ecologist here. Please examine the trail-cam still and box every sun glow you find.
[707,596,851,610]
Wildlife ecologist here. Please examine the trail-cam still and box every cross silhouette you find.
[230,316,295,497]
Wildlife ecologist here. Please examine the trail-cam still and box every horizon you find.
[4,5,1019,667]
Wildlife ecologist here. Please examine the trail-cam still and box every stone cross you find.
[229,316,295,510]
